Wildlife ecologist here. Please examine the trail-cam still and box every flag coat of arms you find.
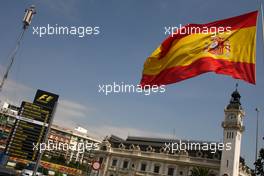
[140,11,258,86]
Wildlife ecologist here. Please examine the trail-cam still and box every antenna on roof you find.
[235,83,238,90]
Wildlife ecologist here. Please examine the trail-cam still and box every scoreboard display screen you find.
[20,101,52,123]
[5,90,59,161]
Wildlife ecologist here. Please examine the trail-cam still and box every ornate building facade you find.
[94,90,252,176]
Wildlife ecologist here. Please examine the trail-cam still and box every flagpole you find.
[258,0,264,63]
[255,108,259,174]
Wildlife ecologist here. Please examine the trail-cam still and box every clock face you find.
[227,114,236,120]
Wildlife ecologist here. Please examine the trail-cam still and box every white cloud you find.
[88,125,171,140]
[0,75,94,135]
[0,79,34,106]
[53,99,95,128]
[56,99,91,117]
[0,77,171,141]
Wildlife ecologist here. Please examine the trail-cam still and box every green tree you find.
[254,148,264,176]
[190,167,210,176]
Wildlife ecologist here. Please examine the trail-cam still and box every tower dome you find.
[227,85,242,110]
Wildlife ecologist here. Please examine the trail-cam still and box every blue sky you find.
[0,0,263,167]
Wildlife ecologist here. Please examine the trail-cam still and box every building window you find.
[111,159,118,167]
[226,160,229,168]
[227,131,234,139]
[154,165,160,173]
[140,163,147,171]
[123,160,129,169]
[179,171,183,175]
[99,157,104,164]
[168,167,174,176]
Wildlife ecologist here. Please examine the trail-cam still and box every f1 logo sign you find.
[34,89,59,109]
[38,94,54,103]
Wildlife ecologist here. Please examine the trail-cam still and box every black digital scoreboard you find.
[5,90,59,161]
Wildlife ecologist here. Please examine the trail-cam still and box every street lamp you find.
[23,5,36,29]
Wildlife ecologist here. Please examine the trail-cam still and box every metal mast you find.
[0,5,36,92]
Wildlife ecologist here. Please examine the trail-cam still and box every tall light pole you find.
[255,108,259,174]
[0,5,36,92]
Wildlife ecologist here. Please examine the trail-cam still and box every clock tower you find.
[220,88,245,176]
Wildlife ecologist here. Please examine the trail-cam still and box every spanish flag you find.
[140,11,258,86]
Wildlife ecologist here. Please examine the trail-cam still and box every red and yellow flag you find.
[140,11,258,86]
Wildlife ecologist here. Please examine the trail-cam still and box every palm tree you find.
[190,167,210,176]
